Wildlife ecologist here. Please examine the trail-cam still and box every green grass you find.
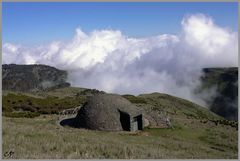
[138,92,222,121]
[122,94,147,104]
[2,115,237,159]
[3,112,40,118]
[3,92,86,115]
[198,128,238,152]
[2,88,237,159]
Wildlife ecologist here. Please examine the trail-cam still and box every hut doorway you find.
[132,114,143,131]
[119,110,130,131]
[132,118,138,131]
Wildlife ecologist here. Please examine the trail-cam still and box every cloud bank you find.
[3,14,238,106]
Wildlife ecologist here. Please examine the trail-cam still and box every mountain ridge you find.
[2,64,70,92]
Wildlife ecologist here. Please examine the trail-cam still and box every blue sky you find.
[3,2,238,45]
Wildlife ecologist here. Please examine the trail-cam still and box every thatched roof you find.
[74,93,142,131]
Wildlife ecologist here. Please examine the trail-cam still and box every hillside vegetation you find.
[2,87,238,159]
[4,115,237,159]
[198,67,238,120]
[2,87,106,117]
[2,64,238,159]
[2,64,70,92]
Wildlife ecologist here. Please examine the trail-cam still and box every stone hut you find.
[74,94,143,132]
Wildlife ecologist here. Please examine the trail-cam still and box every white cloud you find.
[2,14,238,107]
[182,14,237,58]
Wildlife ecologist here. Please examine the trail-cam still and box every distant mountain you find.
[199,67,238,120]
[2,64,70,92]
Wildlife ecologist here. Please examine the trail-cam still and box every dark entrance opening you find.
[118,110,130,131]
[136,114,143,130]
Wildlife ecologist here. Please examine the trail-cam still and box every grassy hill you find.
[3,115,237,159]
[2,64,238,159]
[2,87,105,117]
[2,87,238,159]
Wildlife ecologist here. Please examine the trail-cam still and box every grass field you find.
[2,89,238,159]
[2,114,237,159]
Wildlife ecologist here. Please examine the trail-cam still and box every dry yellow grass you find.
[2,114,238,159]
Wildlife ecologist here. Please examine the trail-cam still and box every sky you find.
[2,2,238,107]
[3,2,238,45]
